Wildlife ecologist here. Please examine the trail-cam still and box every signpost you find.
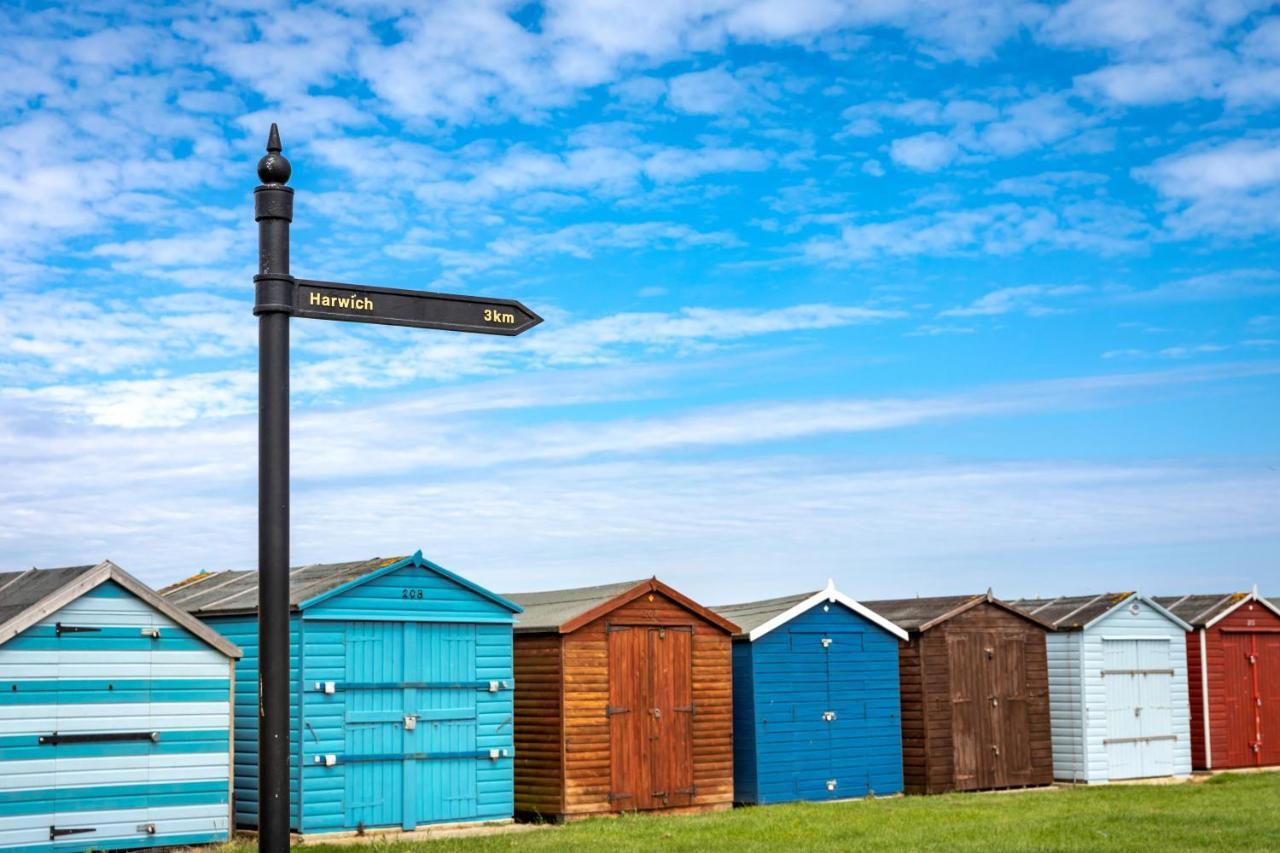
[251,125,541,852]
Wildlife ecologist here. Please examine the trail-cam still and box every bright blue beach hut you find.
[0,560,241,853]
[714,580,909,803]
[162,551,521,839]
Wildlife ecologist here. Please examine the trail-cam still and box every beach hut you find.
[713,580,909,804]
[862,592,1054,794]
[0,560,240,853]
[1153,591,1280,770]
[505,578,739,820]
[162,551,521,838]
[1010,593,1193,782]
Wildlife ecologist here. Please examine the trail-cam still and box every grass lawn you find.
[213,772,1279,852]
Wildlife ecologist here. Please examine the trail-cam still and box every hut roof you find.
[161,551,520,616]
[1153,591,1280,628]
[505,577,739,635]
[713,579,908,642]
[0,560,241,657]
[862,591,1053,633]
[1012,592,1191,631]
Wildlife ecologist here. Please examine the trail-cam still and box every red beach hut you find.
[1154,590,1280,770]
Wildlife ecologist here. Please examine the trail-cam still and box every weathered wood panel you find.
[512,634,563,817]
[900,602,1052,794]
[519,589,734,819]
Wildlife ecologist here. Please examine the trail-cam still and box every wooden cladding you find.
[512,588,734,820]
[898,601,1053,794]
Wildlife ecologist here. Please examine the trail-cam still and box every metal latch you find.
[489,748,509,760]
[313,754,337,766]
[822,710,836,722]
[140,627,160,639]
[992,744,1000,756]
[821,637,833,648]
[314,681,336,694]
[136,823,156,834]
[991,697,998,707]
[403,714,418,731]
[826,779,837,792]
[489,680,500,692]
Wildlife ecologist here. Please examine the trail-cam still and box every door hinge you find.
[40,731,158,746]
[606,706,629,715]
[675,785,697,796]
[49,827,95,841]
[676,704,696,715]
[608,791,634,802]
[54,623,101,636]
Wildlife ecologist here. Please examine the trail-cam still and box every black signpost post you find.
[251,125,541,852]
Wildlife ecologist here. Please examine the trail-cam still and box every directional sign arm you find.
[292,279,542,336]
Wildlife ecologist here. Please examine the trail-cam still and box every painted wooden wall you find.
[1045,601,1191,783]
[1187,601,1280,770]
[511,589,734,820]
[732,601,903,804]
[0,581,233,853]
[898,603,1052,795]
[198,561,516,836]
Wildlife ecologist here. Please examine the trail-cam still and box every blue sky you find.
[1,1,1278,601]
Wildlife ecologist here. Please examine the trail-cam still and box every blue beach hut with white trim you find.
[0,560,241,853]
[714,580,909,803]
[162,551,521,839]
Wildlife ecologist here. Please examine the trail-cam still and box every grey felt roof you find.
[162,556,405,615]
[504,579,647,633]
[860,594,987,632]
[1010,592,1135,631]
[712,591,817,636]
[0,564,98,626]
[1153,593,1252,627]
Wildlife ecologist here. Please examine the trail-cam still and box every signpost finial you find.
[258,123,291,186]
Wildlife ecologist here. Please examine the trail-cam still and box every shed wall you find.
[904,603,1052,794]
[730,642,758,804]
[1199,601,1280,769]
[0,581,233,853]
[512,635,563,817]
[1079,603,1191,782]
[549,591,733,818]
[1045,631,1085,782]
[738,601,902,804]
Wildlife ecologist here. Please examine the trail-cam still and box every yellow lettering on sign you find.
[483,307,516,324]
[308,291,373,311]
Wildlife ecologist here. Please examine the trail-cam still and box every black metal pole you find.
[253,123,293,853]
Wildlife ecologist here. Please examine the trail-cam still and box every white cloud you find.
[1136,137,1280,237]
[890,132,961,171]
[802,201,1148,262]
[666,67,757,115]
[941,284,1092,317]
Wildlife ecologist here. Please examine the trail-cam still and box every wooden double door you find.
[1222,630,1280,767]
[947,630,1034,790]
[607,624,694,811]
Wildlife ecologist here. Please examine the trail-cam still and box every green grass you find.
[212,772,1280,852]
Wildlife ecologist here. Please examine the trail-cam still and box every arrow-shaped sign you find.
[291,279,542,336]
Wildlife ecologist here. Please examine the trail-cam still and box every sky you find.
[1,0,1278,604]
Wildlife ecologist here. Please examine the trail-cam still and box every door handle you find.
[403,714,418,731]
[650,707,662,720]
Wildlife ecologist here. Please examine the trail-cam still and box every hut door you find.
[1222,633,1255,767]
[648,626,694,809]
[1259,634,1280,766]
[607,625,694,811]
[990,634,1032,787]
[947,631,991,790]
[608,626,647,811]
[343,621,405,830]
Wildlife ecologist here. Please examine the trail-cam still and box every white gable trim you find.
[747,579,909,643]
[1081,592,1193,632]
[1204,587,1280,629]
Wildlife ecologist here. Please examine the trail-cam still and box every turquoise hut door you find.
[1102,638,1175,779]
[341,621,481,831]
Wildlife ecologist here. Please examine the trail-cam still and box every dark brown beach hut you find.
[863,592,1055,794]
[505,578,739,821]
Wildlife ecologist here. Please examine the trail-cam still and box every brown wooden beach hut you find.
[505,578,739,821]
[863,592,1054,794]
